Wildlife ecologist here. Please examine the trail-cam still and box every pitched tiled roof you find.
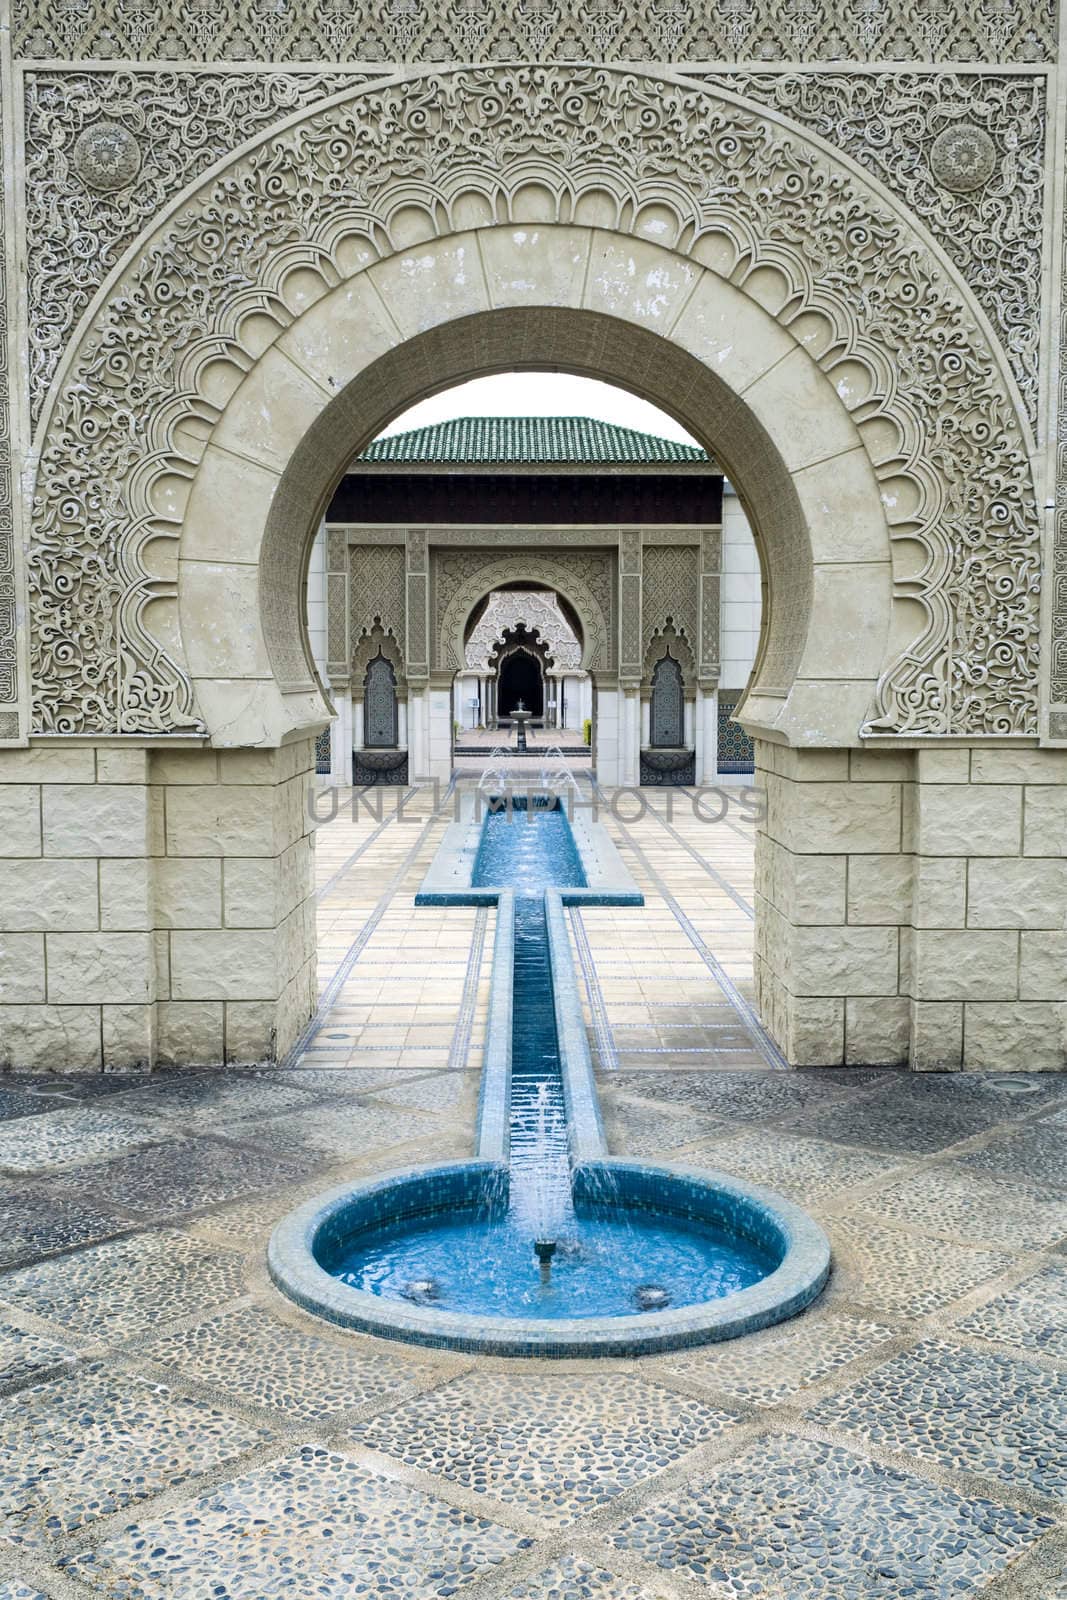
[357,416,709,465]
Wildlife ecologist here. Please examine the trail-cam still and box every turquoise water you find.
[330,800,773,1319]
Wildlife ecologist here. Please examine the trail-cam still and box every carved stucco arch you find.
[26,66,1039,745]
[440,557,611,676]
[643,624,697,694]
[466,591,582,674]
[352,624,407,701]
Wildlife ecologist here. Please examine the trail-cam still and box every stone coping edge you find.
[267,1159,831,1356]
[475,889,513,1164]
[545,887,608,1163]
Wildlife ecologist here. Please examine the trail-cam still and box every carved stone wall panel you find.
[434,547,613,672]
[326,572,348,673]
[1053,106,1067,717]
[24,69,377,424]
[0,68,18,739]
[642,545,699,665]
[350,543,405,666]
[698,527,722,679]
[708,70,1046,419]
[26,67,1040,737]
[11,0,1056,64]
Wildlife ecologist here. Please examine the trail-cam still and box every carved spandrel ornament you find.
[23,69,377,422]
[11,0,1056,60]
[26,67,1040,738]
[705,70,1045,422]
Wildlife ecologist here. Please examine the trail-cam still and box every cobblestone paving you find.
[0,786,1060,1598]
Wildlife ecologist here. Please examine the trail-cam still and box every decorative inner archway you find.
[10,66,1058,1074]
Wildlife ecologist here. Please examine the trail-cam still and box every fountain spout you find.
[534,1238,557,1263]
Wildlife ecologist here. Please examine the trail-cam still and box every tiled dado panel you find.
[0,740,316,1071]
[754,742,1067,1070]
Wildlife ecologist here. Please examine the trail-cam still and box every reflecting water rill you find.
[270,796,830,1354]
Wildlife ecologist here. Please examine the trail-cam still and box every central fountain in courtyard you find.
[270,791,829,1355]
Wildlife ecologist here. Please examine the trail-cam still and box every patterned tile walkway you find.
[0,779,1062,1597]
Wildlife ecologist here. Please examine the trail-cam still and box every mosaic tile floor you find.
[0,781,1062,1598]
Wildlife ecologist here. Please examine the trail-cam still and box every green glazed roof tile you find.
[357,416,709,465]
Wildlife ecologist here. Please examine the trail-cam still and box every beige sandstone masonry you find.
[754,743,1067,1071]
[0,739,315,1071]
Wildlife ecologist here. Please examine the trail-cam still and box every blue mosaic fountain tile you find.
[144,1304,436,1421]
[807,1338,1067,1499]
[958,1264,1067,1358]
[0,1582,50,1599]
[0,1365,272,1548]
[0,1228,246,1340]
[68,1447,527,1597]
[608,1435,1052,1596]
[352,1372,738,1526]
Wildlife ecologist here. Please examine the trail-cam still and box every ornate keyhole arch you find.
[11,63,1055,1073]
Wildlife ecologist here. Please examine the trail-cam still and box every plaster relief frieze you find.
[350,543,406,657]
[27,67,1040,736]
[23,68,377,420]
[11,0,1056,63]
[709,70,1046,419]
[642,545,699,663]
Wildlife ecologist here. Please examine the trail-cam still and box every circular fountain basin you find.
[269,1158,830,1357]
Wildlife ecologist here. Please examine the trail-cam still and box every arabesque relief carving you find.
[0,68,16,739]
[466,590,582,672]
[11,0,1055,64]
[27,67,1040,737]
[1053,115,1067,717]
[24,69,374,420]
[642,545,699,666]
[705,70,1046,420]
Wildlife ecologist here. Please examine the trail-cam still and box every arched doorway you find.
[497,646,544,721]
[18,68,1048,1071]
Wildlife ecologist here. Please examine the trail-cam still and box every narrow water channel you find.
[472,801,586,1242]
[330,796,771,1318]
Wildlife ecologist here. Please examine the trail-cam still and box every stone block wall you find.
[754,742,1067,1071]
[0,739,316,1071]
